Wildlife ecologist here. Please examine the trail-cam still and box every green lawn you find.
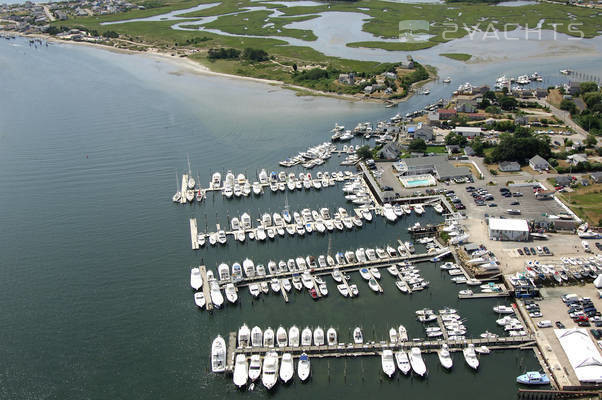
[557,187,602,225]
[426,145,447,154]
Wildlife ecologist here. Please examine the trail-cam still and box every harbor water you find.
[0,37,560,399]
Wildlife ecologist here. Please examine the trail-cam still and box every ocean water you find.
[0,37,546,399]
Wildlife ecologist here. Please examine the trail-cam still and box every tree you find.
[470,137,485,156]
[560,98,577,114]
[484,90,496,101]
[583,92,602,109]
[479,99,491,109]
[242,48,269,62]
[580,81,599,94]
[585,134,598,148]
[102,30,119,38]
[485,105,502,114]
[356,145,372,160]
[445,132,467,146]
[499,96,518,111]
[292,63,297,72]
[408,138,427,153]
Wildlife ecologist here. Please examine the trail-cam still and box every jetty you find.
[199,265,213,311]
[189,218,199,250]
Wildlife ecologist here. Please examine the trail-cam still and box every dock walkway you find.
[199,265,213,311]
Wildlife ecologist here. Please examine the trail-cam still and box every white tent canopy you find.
[555,328,602,383]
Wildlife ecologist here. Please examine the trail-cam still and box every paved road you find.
[535,99,589,140]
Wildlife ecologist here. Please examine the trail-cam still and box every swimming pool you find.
[399,174,436,188]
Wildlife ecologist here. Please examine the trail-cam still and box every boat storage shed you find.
[555,328,602,383]
[488,218,529,241]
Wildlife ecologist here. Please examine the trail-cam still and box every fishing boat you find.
[395,351,411,375]
[243,258,256,278]
[327,327,337,346]
[276,326,288,348]
[516,371,550,385]
[463,344,479,370]
[251,326,263,347]
[233,354,248,388]
[238,324,250,348]
[281,278,292,292]
[298,353,311,382]
[408,347,426,376]
[211,335,226,373]
[280,353,294,383]
[270,278,281,293]
[301,327,312,346]
[313,326,325,346]
[398,325,408,341]
[353,327,363,344]
[194,292,205,309]
[249,354,262,382]
[382,350,396,378]
[262,351,279,390]
[389,328,398,344]
[225,283,238,303]
[438,344,453,369]
[289,326,300,347]
[190,267,202,290]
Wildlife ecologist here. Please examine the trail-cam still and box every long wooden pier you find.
[189,218,199,250]
[199,265,213,311]
[224,333,536,372]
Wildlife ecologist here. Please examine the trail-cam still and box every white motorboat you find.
[313,326,325,346]
[261,282,269,294]
[376,247,387,259]
[463,344,479,370]
[405,241,415,253]
[279,353,294,383]
[292,276,303,291]
[210,281,224,308]
[353,327,363,344]
[301,272,313,289]
[225,283,238,303]
[389,328,398,344]
[475,345,490,354]
[211,335,226,373]
[238,324,250,348]
[331,268,343,282]
[438,344,453,369]
[350,284,359,297]
[337,284,349,297]
[270,278,281,293]
[365,248,377,261]
[249,283,260,298]
[243,258,256,278]
[301,327,312,346]
[318,282,328,296]
[264,327,275,348]
[368,278,380,293]
[408,347,426,376]
[398,325,408,341]
[382,350,396,378]
[251,326,263,347]
[282,278,292,292]
[276,326,288,348]
[369,267,381,279]
[289,326,300,347]
[387,266,399,276]
[298,353,311,381]
[395,351,411,375]
[327,327,337,346]
[194,292,205,309]
[248,354,262,382]
[359,268,371,281]
[383,203,397,222]
[414,204,424,215]
[493,305,515,314]
[262,351,279,390]
[233,354,248,388]
[190,267,202,290]
[362,208,372,221]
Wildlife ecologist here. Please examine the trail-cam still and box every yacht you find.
[337,284,349,297]
[313,326,325,346]
[408,347,426,376]
[276,326,288,348]
[383,203,397,222]
[248,283,260,298]
[353,327,363,344]
[398,325,408,341]
[225,283,238,303]
[238,324,250,348]
[190,267,202,290]
[301,327,312,346]
[437,344,453,369]
[251,326,263,347]
[209,281,224,308]
[327,327,337,346]
[280,353,294,383]
[359,268,371,280]
[298,353,311,382]
[395,351,411,375]
[233,354,248,388]
[211,172,222,189]
[218,263,230,281]
[389,328,398,344]
[262,351,279,390]
[493,305,515,314]
[241,213,252,229]
[270,278,281,293]
[369,267,381,279]
[193,292,205,309]
[248,354,262,382]
[463,344,479,370]
[516,371,550,385]
[264,327,275,348]
[282,278,292,292]
[211,335,226,373]
[365,248,377,261]
[243,258,255,278]
[301,272,313,289]
[381,350,396,378]
[289,326,300,347]
[414,204,424,215]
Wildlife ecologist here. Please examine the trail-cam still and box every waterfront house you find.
[377,142,405,160]
[456,99,477,113]
[498,161,521,172]
[535,88,548,98]
[408,123,434,142]
[529,155,550,171]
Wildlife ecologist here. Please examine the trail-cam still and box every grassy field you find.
[557,185,602,225]
[426,145,447,153]
[440,53,472,62]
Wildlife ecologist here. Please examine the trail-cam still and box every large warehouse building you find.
[488,218,529,241]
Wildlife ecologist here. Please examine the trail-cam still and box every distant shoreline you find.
[4,31,429,105]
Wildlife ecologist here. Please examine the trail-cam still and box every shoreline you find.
[6,31,428,105]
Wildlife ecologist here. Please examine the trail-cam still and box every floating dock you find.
[199,265,213,311]
[189,218,199,250]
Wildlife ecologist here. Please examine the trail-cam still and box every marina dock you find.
[180,174,188,204]
[189,218,199,250]
[199,265,213,311]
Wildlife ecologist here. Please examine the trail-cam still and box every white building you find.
[452,126,481,138]
[555,328,602,383]
[488,218,529,241]
[529,155,550,171]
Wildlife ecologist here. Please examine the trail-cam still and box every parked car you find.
[517,248,524,255]
[524,247,531,255]
[555,321,565,329]
[488,203,498,207]
[510,201,520,205]
[543,247,550,255]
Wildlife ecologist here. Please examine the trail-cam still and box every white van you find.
[562,294,578,303]
[537,320,552,328]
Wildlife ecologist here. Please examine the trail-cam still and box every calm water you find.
[0,37,545,399]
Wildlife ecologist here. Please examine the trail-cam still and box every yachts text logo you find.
[440,22,584,41]
[399,20,430,43]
